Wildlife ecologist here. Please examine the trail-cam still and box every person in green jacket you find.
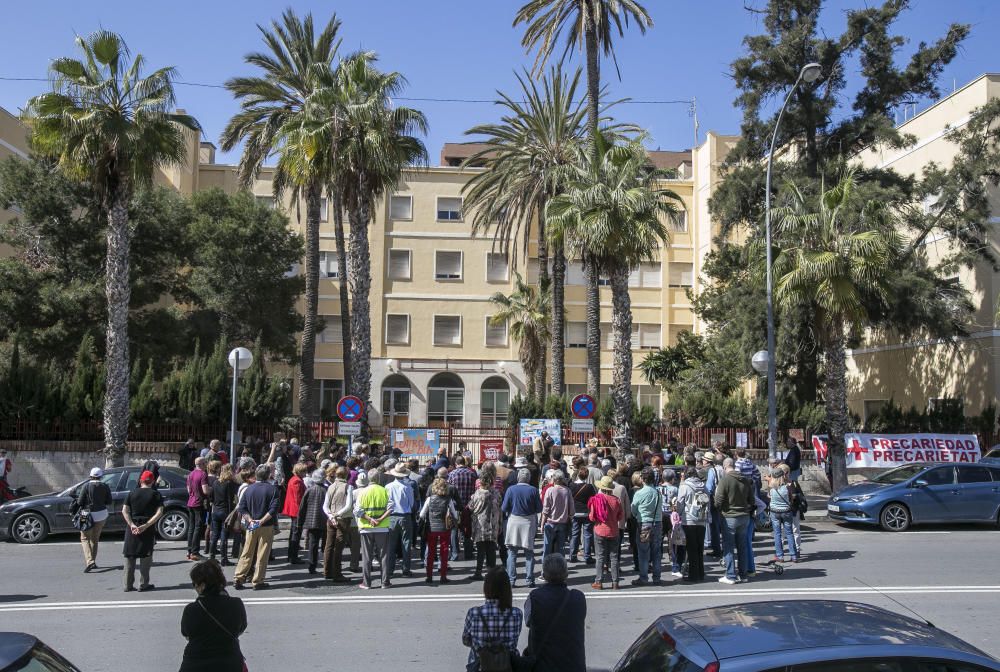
[714,458,754,585]
[353,469,392,589]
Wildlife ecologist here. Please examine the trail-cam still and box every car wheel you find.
[12,512,49,544]
[157,509,188,541]
[880,503,911,532]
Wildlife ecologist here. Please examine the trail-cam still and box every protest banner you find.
[519,419,562,446]
[392,428,441,458]
[480,439,504,461]
[843,433,980,468]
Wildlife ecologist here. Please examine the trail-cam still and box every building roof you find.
[440,141,692,172]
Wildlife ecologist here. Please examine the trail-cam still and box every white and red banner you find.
[843,433,980,468]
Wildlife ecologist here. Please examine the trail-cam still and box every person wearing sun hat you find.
[588,476,624,590]
[122,470,165,592]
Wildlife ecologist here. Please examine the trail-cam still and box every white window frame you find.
[485,252,510,283]
[484,316,508,347]
[388,249,412,281]
[385,313,411,345]
[390,194,413,221]
[671,210,688,233]
[318,314,343,344]
[319,197,328,222]
[434,250,464,281]
[433,314,463,346]
[436,196,463,222]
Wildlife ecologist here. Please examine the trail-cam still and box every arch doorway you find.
[381,374,412,428]
[480,376,510,428]
[427,372,464,428]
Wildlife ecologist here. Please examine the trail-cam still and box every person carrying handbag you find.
[462,567,523,672]
[75,467,112,573]
[180,559,247,672]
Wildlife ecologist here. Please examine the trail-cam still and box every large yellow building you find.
[2,72,998,427]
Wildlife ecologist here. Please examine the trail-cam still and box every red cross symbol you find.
[846,437,869,462]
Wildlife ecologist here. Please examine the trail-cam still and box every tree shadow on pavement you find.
[0,594,47,603]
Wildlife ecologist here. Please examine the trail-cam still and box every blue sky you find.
[1,1,997,165]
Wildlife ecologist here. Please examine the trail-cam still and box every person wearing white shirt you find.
[322,466,357,582]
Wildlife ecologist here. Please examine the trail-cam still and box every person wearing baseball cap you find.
[122,470,165,592]
[75,466,113,572]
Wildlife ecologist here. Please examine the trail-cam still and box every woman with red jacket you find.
[281,463,308,565]
[589,476,625,590]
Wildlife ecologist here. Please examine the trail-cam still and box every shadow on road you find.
[0,594,47,603]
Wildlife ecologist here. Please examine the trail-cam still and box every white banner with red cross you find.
[843,433,981,468]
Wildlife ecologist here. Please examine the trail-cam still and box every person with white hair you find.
[296,469,329,574]
[523,554,587,671]
[501,469,542,588]
[541,470,572,561]
[234,464,280,590]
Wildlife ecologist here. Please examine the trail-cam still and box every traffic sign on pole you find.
[337,395,365,422]
[571,394,596,419]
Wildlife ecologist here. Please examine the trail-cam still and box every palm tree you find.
[548,137,681,449]
[490,273,552,399]
[515,0,653,399]
[25,32,199,466]
[463,68,588,398]
[220,9,342,422]
[334,55,428,417]
[772,170,902,492]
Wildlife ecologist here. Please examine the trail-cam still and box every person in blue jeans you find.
[541,471,572,561]
[631,468,664,586]
[714,459,754,584]
[767,469,799,562]
[502,465,542,587]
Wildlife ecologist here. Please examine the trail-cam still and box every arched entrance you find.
[381,374,412,428]
[480,376,510,428]
[427,372,464,428]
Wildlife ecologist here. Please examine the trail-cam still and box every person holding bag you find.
[462,567,523,672]
[179,559,247,672]
[75,467,112,573]
[210,465,239,566]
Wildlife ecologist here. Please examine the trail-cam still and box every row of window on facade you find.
[316,314,669,350]
[317,250,695,288]
[260,194,689,233]
[315,375,663,428]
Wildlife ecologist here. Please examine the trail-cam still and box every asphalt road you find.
[2,517,999,671]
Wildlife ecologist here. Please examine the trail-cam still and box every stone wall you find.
[1,440,183,494]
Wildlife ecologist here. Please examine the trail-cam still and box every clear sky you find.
[1,1,997,165]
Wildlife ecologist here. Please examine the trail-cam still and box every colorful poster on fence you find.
[844,433,980,468]
[480,439,505,461]
[519,419,562,446]
[392,428,441,458]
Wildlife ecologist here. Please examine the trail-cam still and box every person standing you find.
[769,466,800,563]
[702,452,723,557]
[233,464,279,591]
[386,463,416,579]
[502,469,542,588]
[179,559,247,672]
[282,462,308,565]
[541,471,572,561]
[606,469,632,574]
[447,455,477,561]
[468,472,501,581]
[462,567,523,672]
[567,467,596,565]
[178,439,196,472]
[322,466,356,582]
[122,470,164,592]
[589,476,624,590]
[209,465,238,566]
[785,438,802,482]
[418,476,458,585]
[523,554,586,672]
[715,458,754,585]
[676,467,708,582]
[186,457,211,561]
[354,469,392,589]
[630,468,664,586]
[296,469,329,575]
[76,467,112,572]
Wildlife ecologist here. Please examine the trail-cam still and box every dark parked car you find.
[0,632,81,671]
[613,600,1000,672]
[981,448,1000,465]
[0,466,191,544]
[827,463,1000,531]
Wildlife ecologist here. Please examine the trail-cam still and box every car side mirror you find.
[912,479,929,488]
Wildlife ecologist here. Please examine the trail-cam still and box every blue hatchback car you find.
[827,463,1000,531]
[613,600,1000,672]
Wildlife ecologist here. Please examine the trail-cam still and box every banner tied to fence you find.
[841,433,981,468]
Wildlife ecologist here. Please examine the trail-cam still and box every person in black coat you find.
[180,560,247,672]
[523,554,586,672]
[296,469,329,574]
[785,438,802,482]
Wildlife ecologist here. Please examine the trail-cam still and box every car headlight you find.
[847,494,875,503]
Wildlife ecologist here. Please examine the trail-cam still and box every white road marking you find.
[2,585,999,612]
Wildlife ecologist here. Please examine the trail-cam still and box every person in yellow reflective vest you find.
[353,469,393,589]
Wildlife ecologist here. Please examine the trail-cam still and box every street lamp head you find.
[228,347,253,371]
[801,63,822,84]
[751,350,770,375]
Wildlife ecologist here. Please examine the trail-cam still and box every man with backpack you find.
[676,467,708,582]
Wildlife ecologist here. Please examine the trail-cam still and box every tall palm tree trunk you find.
[583,11,601,147]
[103,191,131,468]
[333,191,353,394]
[583,253,601,398]
[550,242,566,397]
[608,266,634,452]
[536,196,548,399]
[824,326,850,493]
[297,183,322,422]
[348,192,373,425]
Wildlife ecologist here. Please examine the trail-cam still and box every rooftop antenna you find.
[689,97,699,147]
[853,577,935,629]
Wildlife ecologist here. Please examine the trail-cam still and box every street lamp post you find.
[228,347,253,451]
[764,62,821,458]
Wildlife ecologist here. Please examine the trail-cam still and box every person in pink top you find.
[589,476,625,590]
[186,457,211,561]
[541,470,572,561]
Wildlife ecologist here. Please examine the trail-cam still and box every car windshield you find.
[614,625,702,672]
[870,465,925,484]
